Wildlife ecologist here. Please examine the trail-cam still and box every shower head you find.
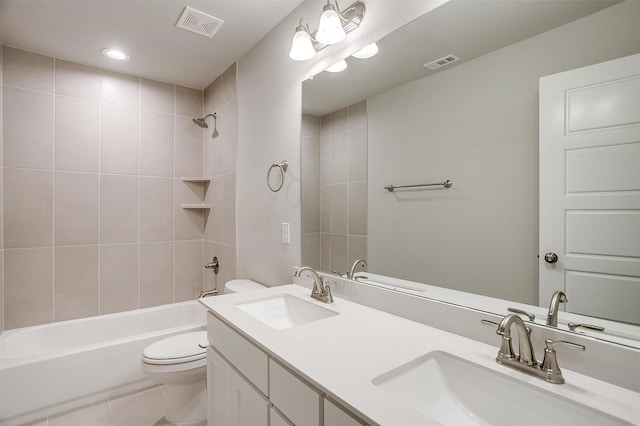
[192,113,216,128]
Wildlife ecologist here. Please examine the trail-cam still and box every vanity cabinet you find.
[206,313,365,426]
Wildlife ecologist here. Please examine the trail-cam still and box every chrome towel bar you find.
[384,180,452,192]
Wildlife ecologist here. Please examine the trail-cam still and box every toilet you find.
[141,279,266,424]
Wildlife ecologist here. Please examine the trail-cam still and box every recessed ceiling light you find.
[102,48,130,61]
[352,42,378,59]
[325,59,347,73]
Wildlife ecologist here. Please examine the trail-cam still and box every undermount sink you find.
[236,294,339,330]
[372,351,631,426]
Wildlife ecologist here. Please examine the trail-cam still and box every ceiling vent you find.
[176,7,225,39]
[423,54,461,71]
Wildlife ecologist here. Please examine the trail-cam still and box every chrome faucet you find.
[348,259,367,279]
[483,314,585,384]
[199,288,218,298]
[294,266,333,303]
[546,290,568,326]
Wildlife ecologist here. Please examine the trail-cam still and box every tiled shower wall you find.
[203,64,238,293]
[301,101,368,275]
[1,46,207,330]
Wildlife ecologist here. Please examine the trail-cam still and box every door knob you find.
[544,252,558,263]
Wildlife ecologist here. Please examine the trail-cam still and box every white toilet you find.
[141,279,265,424]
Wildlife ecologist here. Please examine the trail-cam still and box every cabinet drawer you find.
[269,359,321,426]
[324,398,365,426]
[207,313,269,395]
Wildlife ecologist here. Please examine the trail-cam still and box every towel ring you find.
[267,160,288,192]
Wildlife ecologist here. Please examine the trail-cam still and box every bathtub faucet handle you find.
[205,256,219,274]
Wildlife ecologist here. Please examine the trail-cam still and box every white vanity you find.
[200,284,639,425]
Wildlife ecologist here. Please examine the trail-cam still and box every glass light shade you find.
[352,42,379,59]
[325,59,347,73]
[316,5,346,45]
[289,29,316,61]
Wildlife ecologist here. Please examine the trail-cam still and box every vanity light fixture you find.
[288,1,365,61]
[289,20,317,61]
[101,48,130,61]
[325,59,348,73]
[352,42,378,59]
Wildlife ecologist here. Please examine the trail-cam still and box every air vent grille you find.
[176,7,224,39]
[424,54,461,71]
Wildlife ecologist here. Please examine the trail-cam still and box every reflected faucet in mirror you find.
[547,291,568,327]
[348,259,367,279]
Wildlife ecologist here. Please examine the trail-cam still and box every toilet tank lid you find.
[225,279,265,293]
[143,330,207,361]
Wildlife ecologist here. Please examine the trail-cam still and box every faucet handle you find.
[541,339,585,384]
[507,307,536,321]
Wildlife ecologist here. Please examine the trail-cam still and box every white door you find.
[539,53,640,324]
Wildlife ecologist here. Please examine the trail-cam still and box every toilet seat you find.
[142,331,207,365]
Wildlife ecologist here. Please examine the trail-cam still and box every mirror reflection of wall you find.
[301,102,368,275]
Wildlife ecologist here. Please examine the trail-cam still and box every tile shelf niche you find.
[180,177,212,209]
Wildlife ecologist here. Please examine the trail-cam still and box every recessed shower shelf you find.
[180,177,211,183]
[181,204,212,209]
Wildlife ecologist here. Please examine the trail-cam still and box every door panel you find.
[539,53,640,323]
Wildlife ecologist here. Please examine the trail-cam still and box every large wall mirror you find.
[301,0,640,348]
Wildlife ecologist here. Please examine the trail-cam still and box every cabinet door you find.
[324,398,365,426]
[231,369,269,426]
[207,347,232,426]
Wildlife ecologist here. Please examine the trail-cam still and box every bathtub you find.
[0,300,207,425]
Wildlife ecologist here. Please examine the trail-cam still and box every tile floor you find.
[25,385,206,426]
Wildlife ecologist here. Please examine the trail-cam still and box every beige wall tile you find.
[140,110,174,177]
[48,400,111,425]
[4,168,53,248]
[220,173,236,246]
[100,104,139,174]
[2,46,54,92]
[320,233,331,272]
[140,177,173,242]
[55,172,99,246]
[100,174,138,244]
[348,100,367,131]
[221,62,237,105]
[176,85,203,118]
[302,136,320,186]
[216,242,237,292]
[174,180,204,240]
[55,96,99,172]
[301,185,320,233]
[140,242,173,308]
[320,185,330,233]
[175,240,203,302]
[203,241,215,291]
[348,126,367,183]
[4,248,53,329]
[0,171,3,249]
[348,181,367,236]
[302,113,321,138]
[141,78,174,114]
[55,60,100,100]
[348,236,367,268]
[175,116,203,177]
[101,70,139,108]
[220,99,237,175]
[301,233,321,271]
[204,75,222,113]
[3,86,54,169]
[320,136,330,185]
[330,133,348,184]
[330,107,348,135]
[205,177,222,242]
[329,184,347,235]
[110,385,166,426]
[330,235,348,275]
[320,114,331,139]
[0,251,3,332]
[210,119,222,177]
[54,245,99,321]
[100,244,138,314]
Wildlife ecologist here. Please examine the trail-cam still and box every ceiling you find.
[303,0,622,116]
[0,0,303,89]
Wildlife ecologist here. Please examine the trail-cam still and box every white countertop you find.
[200,284,639,425]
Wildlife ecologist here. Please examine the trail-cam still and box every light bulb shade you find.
[352,42,378,59]
[316,4,346,45]
[325,59,347,73]
[289,27,316,61]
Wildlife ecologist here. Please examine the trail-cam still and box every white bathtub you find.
[0,300,207,425]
